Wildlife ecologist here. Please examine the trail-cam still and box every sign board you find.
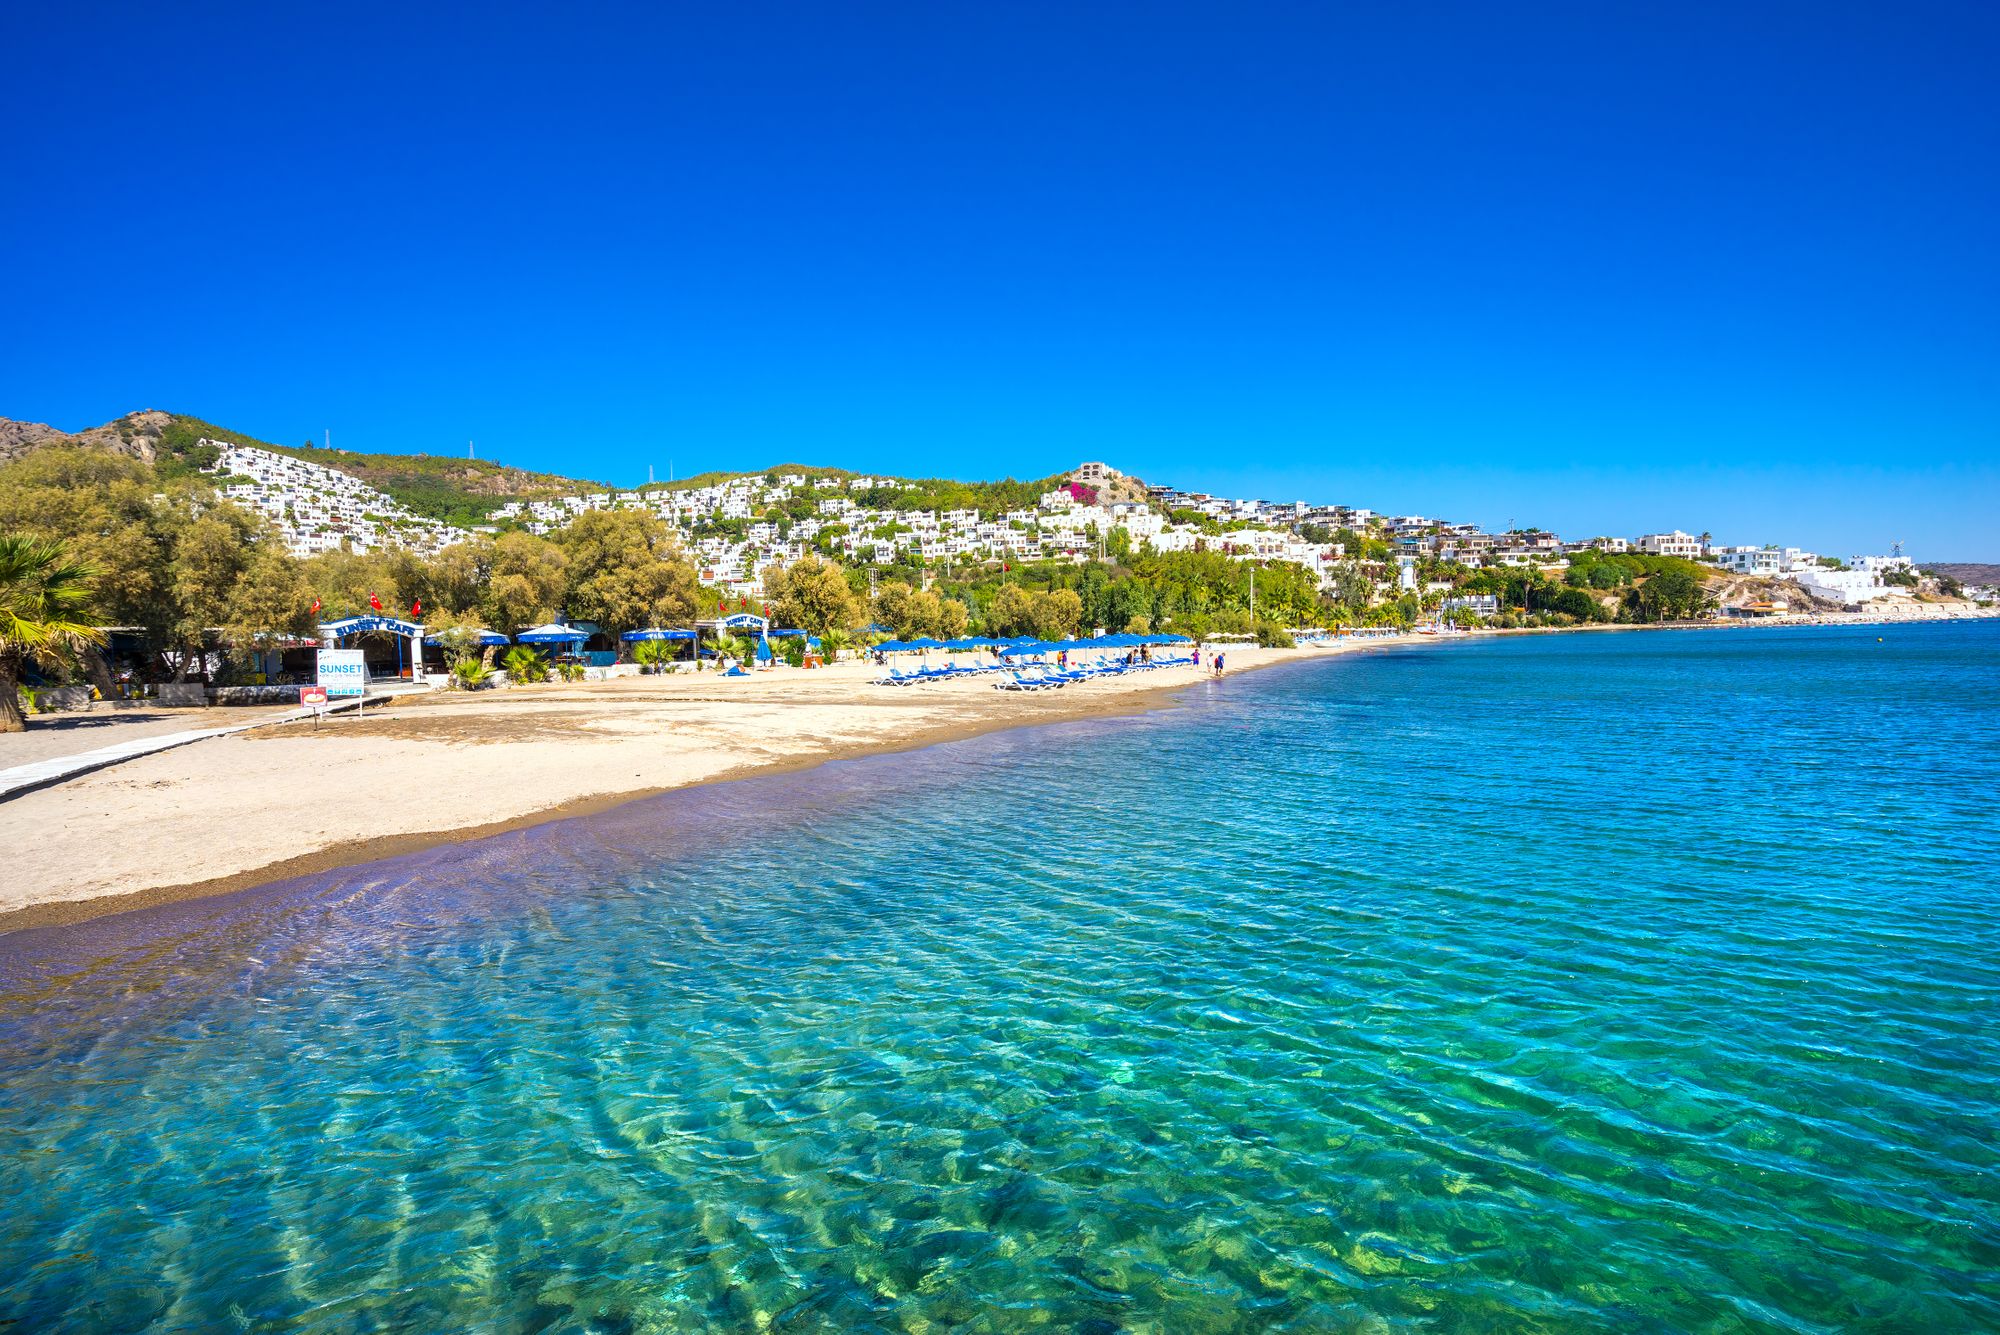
[300,685,328,707]
[317,649,367,698]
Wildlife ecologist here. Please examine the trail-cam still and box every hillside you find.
[1921,563,1999,586]
[0,411,1092,526]
[0,411,608,525]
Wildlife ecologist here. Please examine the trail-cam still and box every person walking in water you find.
[1213,651,1225,677]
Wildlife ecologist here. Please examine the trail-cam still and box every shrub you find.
[502,645,546,684]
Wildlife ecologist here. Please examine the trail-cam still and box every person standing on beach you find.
[1214,652,1225,677]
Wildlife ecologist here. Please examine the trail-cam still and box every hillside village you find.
[197,437,1956,612]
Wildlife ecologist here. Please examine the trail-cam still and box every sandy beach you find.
[6,606,1992,932]
[0,643,1367,930]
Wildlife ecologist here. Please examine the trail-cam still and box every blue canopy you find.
[517,623,588,644]
[754,638,774,661]
[875,639,917,652]
[424,628,509,647]
[907,637,946,649]
[767,627,813,638]
[621,628,696,641]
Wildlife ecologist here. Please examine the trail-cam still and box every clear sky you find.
[3,3,1994,556]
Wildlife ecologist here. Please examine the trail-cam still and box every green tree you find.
[1029,588,1084,640]
[556,510,698,634]
[224,545,315,656]
[0,536,102,732]
[984,583,1037,636]
[166,504,265,679]
[300,548,407,620]
[937,598,970,640]
[765,556,861,636]
[483,532,569,632]
[873,581,943,639]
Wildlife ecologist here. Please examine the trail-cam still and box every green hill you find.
[159,416,606,525]
[3,410,1084,526]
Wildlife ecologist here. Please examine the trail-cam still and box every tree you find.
[408,538,493,617]
[0,536,102,732]
[301,548,407,621]
[765,556,861,635]
[1029,588,1084,640]
[937,598,970,640]
[556,510,697,634]
[984,583,1037,636]
[873,581,941,639]
[483,532,569,633]
[166,504,265,680]
[224,546,315,657]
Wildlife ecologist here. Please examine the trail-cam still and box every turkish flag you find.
[410,598,422,617]
[369,593,383,612]
[310,597,322,615]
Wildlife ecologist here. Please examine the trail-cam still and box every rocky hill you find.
[0,409,180,466]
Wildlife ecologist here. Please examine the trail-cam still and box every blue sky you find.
[3,3,1995,556]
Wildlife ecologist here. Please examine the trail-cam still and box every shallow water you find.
[3,623,1997,1332]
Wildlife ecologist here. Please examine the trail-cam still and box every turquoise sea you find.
[2,623,1997,1332]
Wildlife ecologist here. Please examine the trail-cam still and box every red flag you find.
[762,604,770,619]
[369,592,383,612]
[411,598,422,617]
[310,597,322,615]
[739,596,749,611]
[717,596,726,613]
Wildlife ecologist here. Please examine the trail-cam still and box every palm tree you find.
[0,535,103,733]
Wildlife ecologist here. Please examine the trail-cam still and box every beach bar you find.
[319,615,426,682]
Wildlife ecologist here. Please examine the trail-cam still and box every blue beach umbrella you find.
[517,623,588,645]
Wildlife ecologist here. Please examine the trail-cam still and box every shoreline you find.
[0,642,1367,935]
[3,610,1990,936]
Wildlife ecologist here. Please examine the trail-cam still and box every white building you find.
[1637,531,1703,559]
[1794,566,1886,605]
[1713,546,1785,576]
